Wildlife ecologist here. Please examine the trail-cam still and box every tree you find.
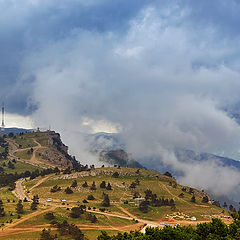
[86,213,97,223]
[50,185,61,193]
[112,172,119,178]
[90,181,97,190]
[8,161,15,169]
[189,188,194,194]
[229,205,236,212]
[178,193,184,198]
[129,182,137,189]
[70,207,84,218]
[44,212,55,220]
[164,171,173,178]
[190,195,196,203]
[30,201,38,210]
[102,194,110,207]
[16,200,24,214]
[0,207,5,217]
[65,187,73,194]
[32,195,39,204]
[202,196,209,203]
[100,181,106,188]
[139,201,149,213]
[82,181,88,188]
[106,183,112,190]
[135,178,140,185]
[133,192,141,199]
[71,180,78,188]
[212,201,221,207]
[40,228,56,240]
[87,195,95,200]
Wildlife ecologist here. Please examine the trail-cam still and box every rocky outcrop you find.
[40,148,73,168]
[99,149,145,169]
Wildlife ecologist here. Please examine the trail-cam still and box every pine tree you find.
[90,181,97,190]
[82,181,88,188]
[71,180,78,188]
[106,183,112,190]
[102,194,110,207]
[100,181,106,188]
[16,200,24,214]
[190,195,196,203]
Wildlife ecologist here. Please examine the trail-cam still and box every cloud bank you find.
[1,0,240,199]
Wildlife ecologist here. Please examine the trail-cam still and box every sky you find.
[1,0,240,199]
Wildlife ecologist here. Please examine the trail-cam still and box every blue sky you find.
[1,0,240,197]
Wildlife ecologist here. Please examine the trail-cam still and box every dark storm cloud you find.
[1,0,240,198]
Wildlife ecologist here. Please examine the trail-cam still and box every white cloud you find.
[5,112,34,129]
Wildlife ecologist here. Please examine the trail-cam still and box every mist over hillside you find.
[83,131,240,202]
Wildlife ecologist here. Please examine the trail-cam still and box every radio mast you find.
[1,102,5,137]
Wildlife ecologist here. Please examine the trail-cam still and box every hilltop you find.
[0,131,234,239]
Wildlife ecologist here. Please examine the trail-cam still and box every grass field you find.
[23,167,223,221]
[0,187,35,226]
[14,150,32,160]
[0,161,41,174]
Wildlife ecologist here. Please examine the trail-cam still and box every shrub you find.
[44,212,55,220]
[112,172,119,178]
[82,181,88,188]
[87,195,95,200]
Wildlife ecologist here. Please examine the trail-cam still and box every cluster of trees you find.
[70,206,85,218]
[41,220,84,240]
[50,185,61,193]
[97,218,240,240]
[139,189,175,213]
[129,178,140,189]
[100,181,112,190]
[65,187,73,194]
[0,199,5,217]
[0,167,61,192]
[102,193,110,207]
[0,137,8,160]
[30,195,39,210]
[86,213,97,223]
[0,160,16,172]
[145,189,175,207]
[69,205,97,223]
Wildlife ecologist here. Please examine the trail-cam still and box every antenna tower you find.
[1,102,4,137]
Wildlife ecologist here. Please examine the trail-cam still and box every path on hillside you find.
[158,182,191,205]
[3,206,56,230]
[29,176,50,191]
[0,222,143,238]
[7,138,53,169]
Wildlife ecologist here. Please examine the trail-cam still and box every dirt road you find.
[7,138,52,169]
[14,179,29,201]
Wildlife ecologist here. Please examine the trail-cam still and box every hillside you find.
[1,130,76,173]
[0,131,234,239]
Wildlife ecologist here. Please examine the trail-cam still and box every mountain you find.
[88,132,240,171]
[99,149,145,169]
[3,127,33,134]
[174,149,240,170]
